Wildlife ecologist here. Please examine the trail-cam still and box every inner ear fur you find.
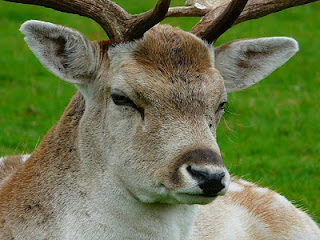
[214,37,299,93]
[20,20,99,85]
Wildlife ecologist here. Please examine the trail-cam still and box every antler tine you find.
[125,0,171,41]
[4,0,171,43]
[190,0,248,43]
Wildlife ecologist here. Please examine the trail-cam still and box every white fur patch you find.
[228,182,244,192]
[273,192,291,207]
[22,154,31,163]
[238,179,255,186]
[0,157,5,167]
[254,187,268,194]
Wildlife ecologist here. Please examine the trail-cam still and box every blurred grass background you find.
[0,0,319,223]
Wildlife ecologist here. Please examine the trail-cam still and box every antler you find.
[168,0,319,19]
[4,0,319,43]
[190,0,248,43]
[4,0,171,43]
[168,0,319,40]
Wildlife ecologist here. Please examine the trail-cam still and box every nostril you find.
[186,166,226,196]
[199,176,226,197]
[186,166,210,180]
[186,166,225,182]
[217,172,225,180]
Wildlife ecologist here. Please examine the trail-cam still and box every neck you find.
[22,92,197,239]
[29,92,85,169]
[67,165,198,239]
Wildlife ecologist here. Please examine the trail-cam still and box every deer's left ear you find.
[214,37,299,93]
[20,20,99,85]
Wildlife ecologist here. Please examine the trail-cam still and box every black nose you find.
[187,166,226,197]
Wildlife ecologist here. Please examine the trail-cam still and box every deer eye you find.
[111,93,145,120]
[216,101,228,114]
[111,93,135,107]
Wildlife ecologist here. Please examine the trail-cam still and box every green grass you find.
[0,0,319,223]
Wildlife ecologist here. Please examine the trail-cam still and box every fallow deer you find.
[1,0,319,239]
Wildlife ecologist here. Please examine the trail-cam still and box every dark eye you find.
[111,93,144,120]
[216,101,228,114]
[111,93,135,107]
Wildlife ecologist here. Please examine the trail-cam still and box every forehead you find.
[108,25,224,112]
[133,25,213,78]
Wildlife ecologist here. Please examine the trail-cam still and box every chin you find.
[172,193,218,205]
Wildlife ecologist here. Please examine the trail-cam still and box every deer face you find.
[20,21,298,204]
[95,26,230,204]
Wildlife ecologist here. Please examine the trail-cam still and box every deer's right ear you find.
[20,20,98,85]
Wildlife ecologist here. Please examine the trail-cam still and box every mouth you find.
[152,183,223,204]
[172,192,218,205]
[198,192,218,198]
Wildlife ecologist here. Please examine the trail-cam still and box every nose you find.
[187,166,226,197]
[176,149,227,197]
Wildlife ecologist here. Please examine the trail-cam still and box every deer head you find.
[9,0,299,205]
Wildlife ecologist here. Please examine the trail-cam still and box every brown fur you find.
[0,93,85,237]
[228,180,300,233]
[96,39,112,61]
[134,26,212,78]
[125,25,225,120]
[192,178,320,239]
